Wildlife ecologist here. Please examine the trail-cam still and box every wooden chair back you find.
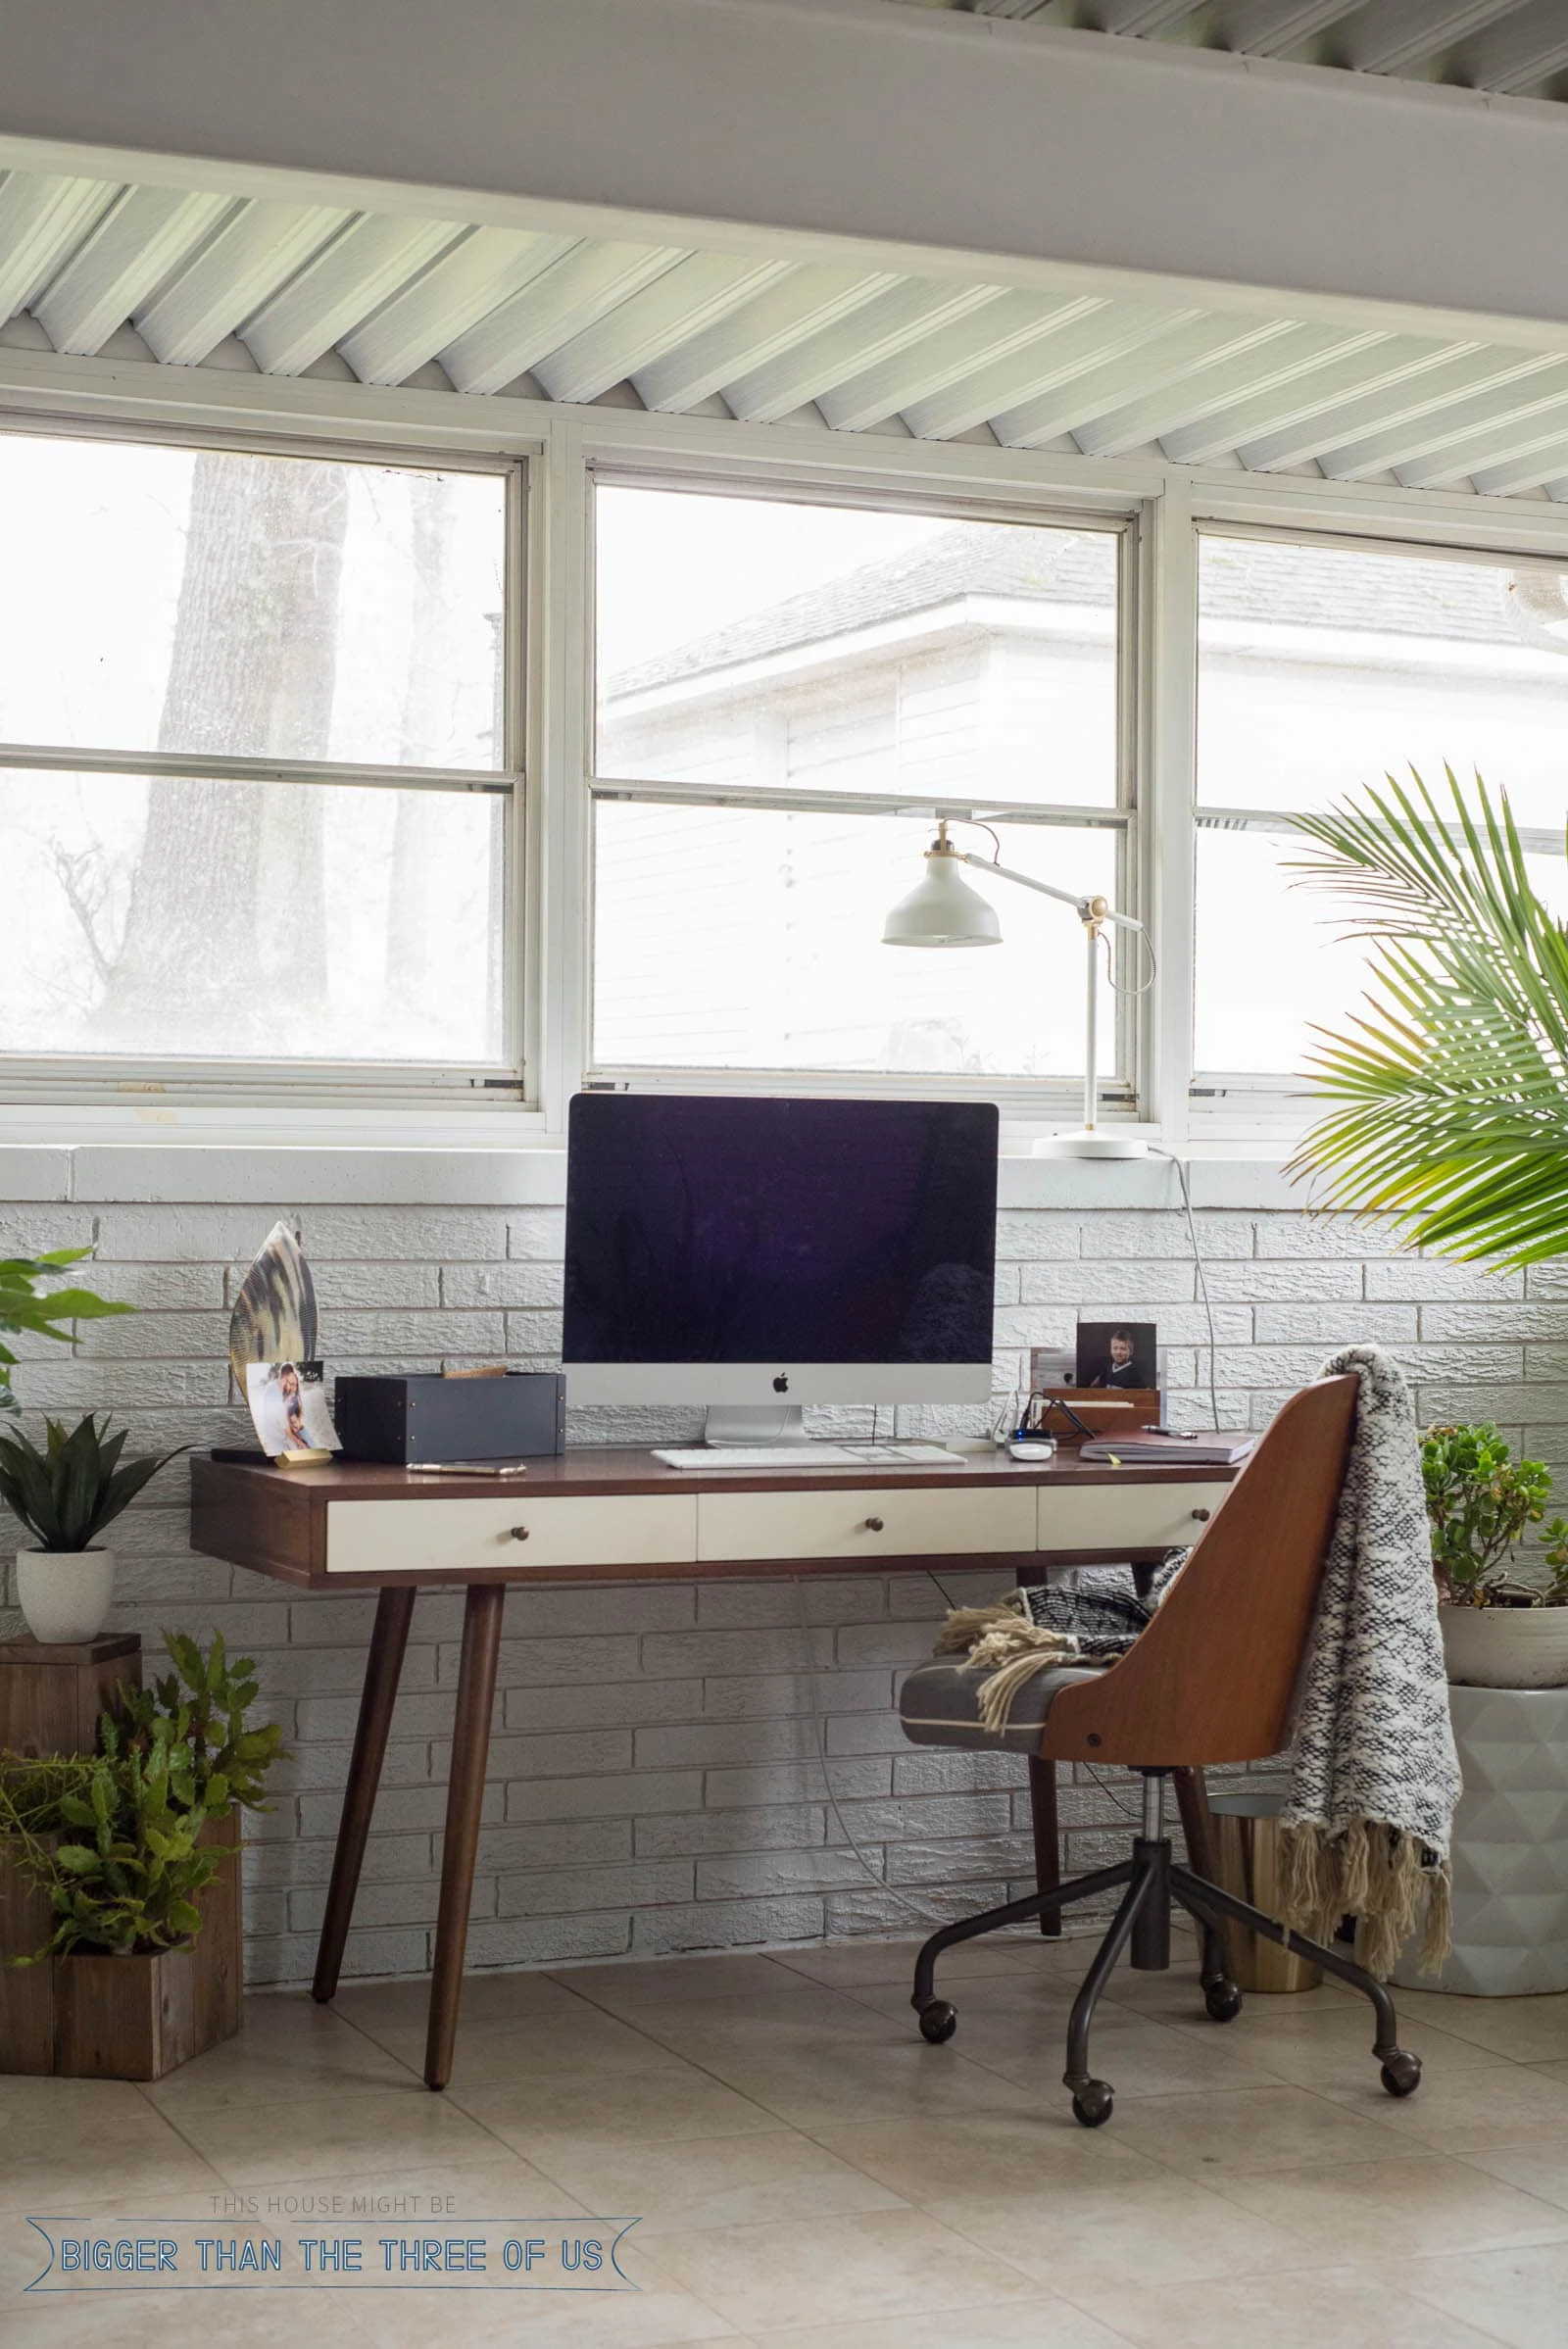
[1040,1374,1360,1770]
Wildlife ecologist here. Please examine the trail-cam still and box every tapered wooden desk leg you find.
[1173,1767,1215,1883]
[313,1586,416,2005]
[424,1582,506,2091]
[1027,1754,1062,1937]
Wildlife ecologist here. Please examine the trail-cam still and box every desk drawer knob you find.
[509,1525,530,1542]
[862,1515,885,1533]
[1191,1508,1211,1524]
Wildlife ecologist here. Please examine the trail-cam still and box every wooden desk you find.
[191,1448,1237,2087]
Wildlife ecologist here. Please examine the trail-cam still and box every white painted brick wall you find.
[1,1171,1559,1987]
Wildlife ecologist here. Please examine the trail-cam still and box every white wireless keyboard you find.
[653,1443,961,1471]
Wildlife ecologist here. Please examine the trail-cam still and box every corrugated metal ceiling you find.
[902,2,1568,101]
[6,161,1568,499]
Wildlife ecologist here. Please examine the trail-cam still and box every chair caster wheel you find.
[917,2000,957,2045]
[1071,2080,1113,2129]
[1381,2050,1421,2098]
[1204,1979,1243,2023]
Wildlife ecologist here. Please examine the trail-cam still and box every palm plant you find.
[1288,766,1568,1270]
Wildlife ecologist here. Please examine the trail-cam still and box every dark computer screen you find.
[563,1094,998,1366]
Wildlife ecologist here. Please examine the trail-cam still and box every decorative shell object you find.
[228,1221,318,1395]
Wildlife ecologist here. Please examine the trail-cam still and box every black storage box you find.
[334,1372,566,1464]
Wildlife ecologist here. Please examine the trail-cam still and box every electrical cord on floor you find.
[795,1570,964,1932]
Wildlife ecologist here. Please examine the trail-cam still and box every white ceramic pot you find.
[1440,1602,1568,1690]
[15,1548,116,1645]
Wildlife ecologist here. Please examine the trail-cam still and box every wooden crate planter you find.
[1,1638,244,2080]
[1,1811,243,2080]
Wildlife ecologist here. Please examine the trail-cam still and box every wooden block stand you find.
[0,1635,244,2080]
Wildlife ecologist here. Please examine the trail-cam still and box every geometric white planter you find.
[1441,1603,1568,1689]
[15,1548,117,1645]
[1393,1683,1568,1997]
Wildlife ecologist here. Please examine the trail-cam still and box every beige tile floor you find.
[8,1928,1568,2347]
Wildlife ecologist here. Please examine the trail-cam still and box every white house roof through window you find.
[10,158,1568,500]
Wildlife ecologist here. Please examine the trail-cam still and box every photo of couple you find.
[245,1359,340,1457]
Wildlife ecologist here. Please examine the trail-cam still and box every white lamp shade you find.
[883,850,1003,948]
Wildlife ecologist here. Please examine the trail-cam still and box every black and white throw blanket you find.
[1278,1345,1459,1976]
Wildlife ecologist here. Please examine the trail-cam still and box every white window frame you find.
[1185,494,1568,1137]
[0,407,531,1116]
[578,449,1145,1123]
[4,357,1568,1149]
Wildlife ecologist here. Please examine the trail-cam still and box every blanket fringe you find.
[1278,1818,1452,1979]
[932,1594,1081,1737]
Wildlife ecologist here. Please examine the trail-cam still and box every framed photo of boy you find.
[1074,1321,1157,1392]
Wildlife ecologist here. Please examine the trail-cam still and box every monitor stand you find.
[703,1403,809,1447]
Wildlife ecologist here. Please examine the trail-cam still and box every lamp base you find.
[1032,1131,1151,1160]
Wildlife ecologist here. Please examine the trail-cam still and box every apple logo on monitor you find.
[773,1374,790,1394]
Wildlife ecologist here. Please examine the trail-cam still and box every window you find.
[1194,528,1568,1088]
[0,430,514,1077]
[590,479,1129,1086]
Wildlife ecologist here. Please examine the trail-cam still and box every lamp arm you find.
[959,853,1144,933]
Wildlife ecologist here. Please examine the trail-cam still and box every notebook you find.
[1077,1431,1255,1467]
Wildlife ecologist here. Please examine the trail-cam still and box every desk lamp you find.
[882,820,1150,1159]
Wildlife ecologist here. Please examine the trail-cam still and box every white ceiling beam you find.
[1342,1,1532,74]
[533,251,792,406]
[340,227,578,386]
[632,265,897,414]
[1094,2,1210,28]
[817,290,1102,434]
[993,313,1294,448]
[1460,5,1568,91]
[1469,443,1568,497]
[0,171,118,322]
[135,197,348,365]
[1164,333,1457,465]
[1399,400,1568,488]
[1235,344,1555,468]
[721,280,1003,425]
[904,299,1195,440]
[1218,2,1357,54]
[1076,321,1387,459]
[442,242,682,398]
[241,213,464,376]
[1321,364,1568,477]
[32,184,229,356]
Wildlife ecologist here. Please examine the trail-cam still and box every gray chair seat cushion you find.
[899,1656,1103,1752]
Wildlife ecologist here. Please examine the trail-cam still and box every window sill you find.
[0,1136,1310,1211]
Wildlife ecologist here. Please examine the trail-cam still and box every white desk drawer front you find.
[1037,1481,1231,1555]
[325,1493,698,1576]
[697,1484,1036,1563]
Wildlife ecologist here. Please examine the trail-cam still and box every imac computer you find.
[563,1093,999,1445]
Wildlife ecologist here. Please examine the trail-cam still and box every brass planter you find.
[1207,1790,1322,1994]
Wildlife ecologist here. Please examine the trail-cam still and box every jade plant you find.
[0,1249,132,1416]
[0,1633,285,1959]
[0,1414,185,1552]
[1422,1422,1568,1609]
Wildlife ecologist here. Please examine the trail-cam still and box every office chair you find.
[898,1374,1423,2127]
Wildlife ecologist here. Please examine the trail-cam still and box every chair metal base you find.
[909,1774,1422,2128]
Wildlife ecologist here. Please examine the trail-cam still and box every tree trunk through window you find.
[100,451,348,1055]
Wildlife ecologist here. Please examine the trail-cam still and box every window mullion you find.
[1147,474,1197,1142]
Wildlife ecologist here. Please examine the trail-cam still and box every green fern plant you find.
[0,1633,284,1959]
[1289,766,1568,1270]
